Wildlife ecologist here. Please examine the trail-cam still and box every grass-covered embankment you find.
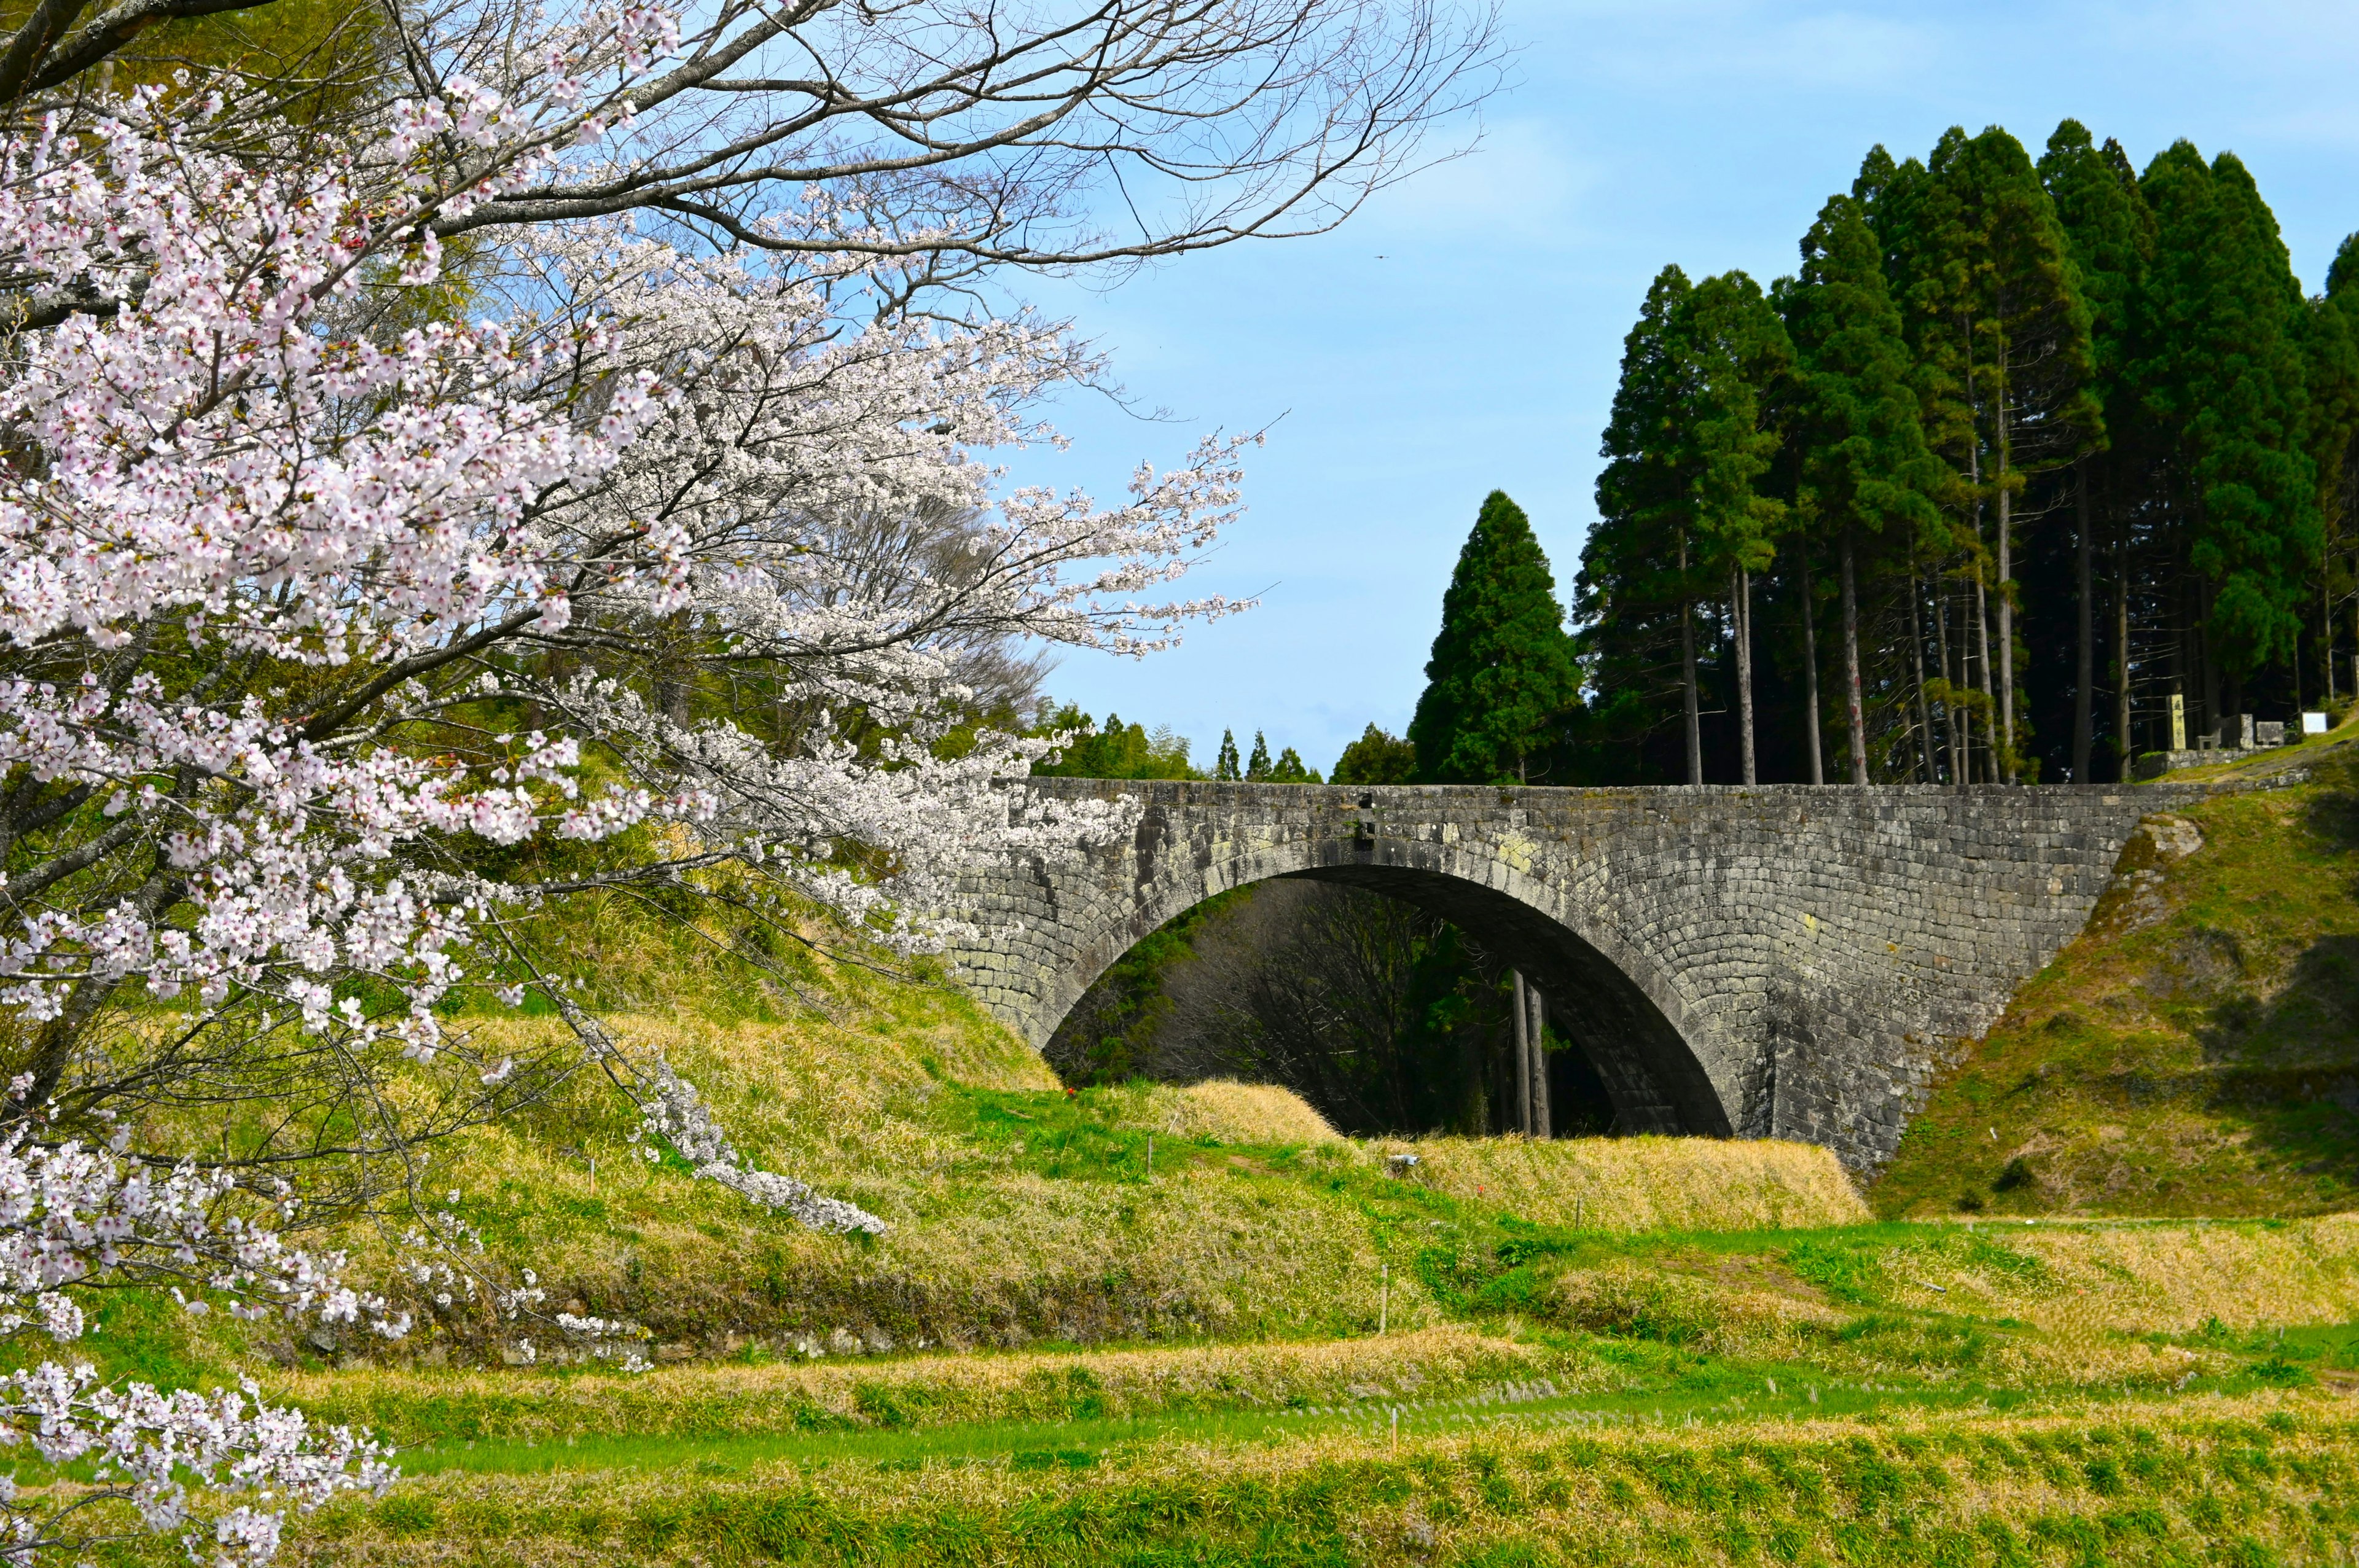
[281,936,1864,1366]
[1878,728,2359,1218]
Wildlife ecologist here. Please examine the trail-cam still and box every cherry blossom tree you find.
[0,1102,405,1563]
[0,1,1495,1557]
[4,0,1501,315]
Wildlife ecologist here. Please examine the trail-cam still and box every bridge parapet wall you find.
[949,781,2205,1169]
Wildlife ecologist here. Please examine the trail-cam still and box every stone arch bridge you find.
[947,779,2197,1169]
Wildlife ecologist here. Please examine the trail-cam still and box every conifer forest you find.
[1574,120,2359,787]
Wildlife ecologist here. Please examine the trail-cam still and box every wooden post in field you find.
[1511,971,1533,1135]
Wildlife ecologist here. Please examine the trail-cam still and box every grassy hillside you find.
[1876,731,2359,1219]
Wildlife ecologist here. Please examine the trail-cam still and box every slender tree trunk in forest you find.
[1909,566,1935,784]
[1799,552,1825,786]
[1974,568,1997,782]
[2116,512,2133,775]
[1967,340,1993,782]
[1511,971,1533,1136]
[1995,367,2016,782]
[2073,462,2094,782]
[1936,579,1959,784]
[1732,564,1757,785]
[2327,574,2338,707]
[1959,585,1977,781]
[1528,986,1551,1139]
[1841,529,1868,785]
[2198,575,2220,743]
[1680,532,1701,785]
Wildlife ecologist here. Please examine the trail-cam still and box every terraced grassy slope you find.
[1877,728,2359,1219]
[84,1214,2359,1564]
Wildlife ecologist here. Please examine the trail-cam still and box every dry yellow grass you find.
[1549,1260,1847,1357]
[1876,1214,2359,1335]
[408,1131,1401,1354]
[1391,1133,1869,1231]
[240,1393,2358,1567]
[269,1324,1586,1444]
[1098,1078,1345,1145]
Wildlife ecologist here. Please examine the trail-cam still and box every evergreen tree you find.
[2139,142,2320,716]
[1410,491,1581,784]
[2317,237,2359,703]
[1215,728,1242,781]
[1955,127,2100,779]
[1782,192,1944,783]
[1245,730,1273,781]
[1267,746,1320,783]
[2040,120,2154,778]
[1871,139,1997,780]
[1877,128,2097,782]
[1680,271,1793,783]
[1586,267,1706,781]
[1331,724,1419,785]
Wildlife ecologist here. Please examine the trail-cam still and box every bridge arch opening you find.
[1038,861,1732,1140]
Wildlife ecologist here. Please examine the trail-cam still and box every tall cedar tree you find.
[1680,272,1794,784]
[1780,193,1944,783]
[1956,128,2099,779]
[1581,269,1786,782]
[1586,267,1706,780]
[2039,122,2154,778]
[2306,236,2359,700]
[1872,128,2097,782]
[1869,141,2005,781]
[2140,142,2320,716]
[1410,491,1581,784]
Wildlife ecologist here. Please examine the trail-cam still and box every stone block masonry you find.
[947,780,2216,1172]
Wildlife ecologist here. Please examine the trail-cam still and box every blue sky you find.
[1004,0,2359,776]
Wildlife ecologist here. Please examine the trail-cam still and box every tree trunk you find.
[1680,532,1701,785]
[1966,334,1992,782]
[1953,580,1972,782]
[2326,571,2338,707]
[1511,970,1533,1136]
[1909,566,1935,784]
[2116,510,2133,776]
[1841,529,1868,785]
[1936,577,1959,783]
[1974,568,1997,782]
[1799,550,1825,786]
[1528,986,1551,1139]
[2199,574,2220,743]
[1995,353,2016,782]
[1733,564,1757,785]
[2073,461,2094,782]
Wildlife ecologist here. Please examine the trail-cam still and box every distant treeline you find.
[1031,703,1339,783]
